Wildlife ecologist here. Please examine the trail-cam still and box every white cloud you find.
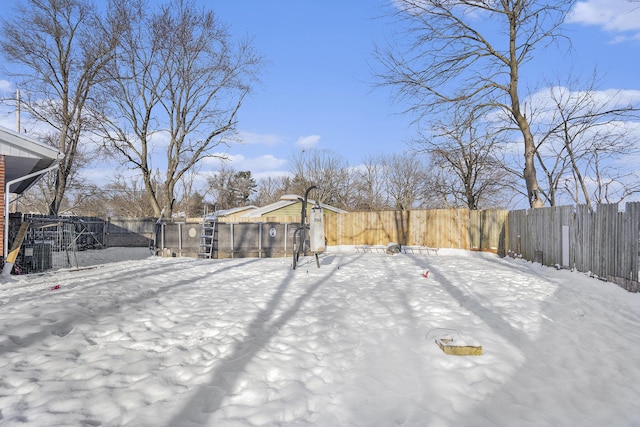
[0,80,13,93]
[524,86,640,121]
[202,153,288,173]
[220,153,288,171]
[82,164,139,186]
[295,134,321,150]
[0,114,14,131]
[148,130,171,149]
[482,85,640,158]
[252,170,292,180]
[237,131,284,146]
[240,154,288,171]
[610,32,640,43]
[568,0,640,33]
[517,85,640,172]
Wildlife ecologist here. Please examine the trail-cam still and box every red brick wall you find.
[0,155,5,258]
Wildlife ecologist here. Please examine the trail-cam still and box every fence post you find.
[230,223,234,259]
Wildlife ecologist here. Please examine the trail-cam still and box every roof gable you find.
[0,126,60,159]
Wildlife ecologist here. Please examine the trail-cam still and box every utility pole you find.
[16,89,20,133]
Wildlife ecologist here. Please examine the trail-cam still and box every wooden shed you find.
[218,194,346,223]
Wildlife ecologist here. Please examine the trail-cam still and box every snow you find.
[1,246,640,426]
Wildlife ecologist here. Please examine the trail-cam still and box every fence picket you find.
[13,205,636,291]
[507,203,639,292]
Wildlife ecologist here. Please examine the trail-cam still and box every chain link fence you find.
[5,214,109,275]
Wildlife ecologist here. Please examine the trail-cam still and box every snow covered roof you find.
[213,205,258,219]
[240,195,346,218]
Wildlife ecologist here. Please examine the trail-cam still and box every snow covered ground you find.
[1,247,639,426]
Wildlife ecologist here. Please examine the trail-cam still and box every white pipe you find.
[4,163,60,259]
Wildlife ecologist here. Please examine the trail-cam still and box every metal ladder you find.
[198,216,218,259]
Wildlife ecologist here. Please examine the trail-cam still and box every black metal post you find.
[300,185,317,253]
[293,185,317,269]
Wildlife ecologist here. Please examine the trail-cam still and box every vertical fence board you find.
[324,208,507,252]
[108,204,640,292]
[507,203,639,292]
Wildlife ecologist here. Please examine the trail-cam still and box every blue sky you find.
[206,0,411,179]
[212,0,640,182]
[1,0,639,189]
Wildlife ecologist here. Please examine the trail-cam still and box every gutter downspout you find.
[4,163,60,260]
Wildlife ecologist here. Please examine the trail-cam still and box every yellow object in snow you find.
[436,338,483,356]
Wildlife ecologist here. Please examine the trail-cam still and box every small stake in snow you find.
[422,269,429,278]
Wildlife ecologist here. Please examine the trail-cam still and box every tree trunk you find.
[522,128,544,208]
[509,14,543,209]
[142,171,162,218]
[48,168,66,215]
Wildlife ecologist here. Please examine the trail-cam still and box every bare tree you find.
[173,165,201,217]
[0,0,116,215]
[253,176,289,206]
[351,154,390,210]
[13,140,103,215]
[205,165,257,210]
[527,77,640,206]
[590,152,640,204]
[528,84,589,206]
[383,152,428,211]
[375,0,576,208]
[558,93,639,205]
[98,0,263,218]
[416,110,511,209]
[101,175,155,217]
[14,174,58,214]
[205,165,236,211]
[180,191,208,218]
[288,149,354,209]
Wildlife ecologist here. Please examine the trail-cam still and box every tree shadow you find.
[403,254,529,347]
[0,259,262,356]
[167,255,362,426]
[4,258,197,306]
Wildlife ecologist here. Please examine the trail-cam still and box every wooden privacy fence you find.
[15,206,638,292]
[507,203,640,292]
[324,209,509,252]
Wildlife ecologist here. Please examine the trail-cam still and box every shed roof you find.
[0,126,62,194]
[241,195,347,218]
[219,205,258,216]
